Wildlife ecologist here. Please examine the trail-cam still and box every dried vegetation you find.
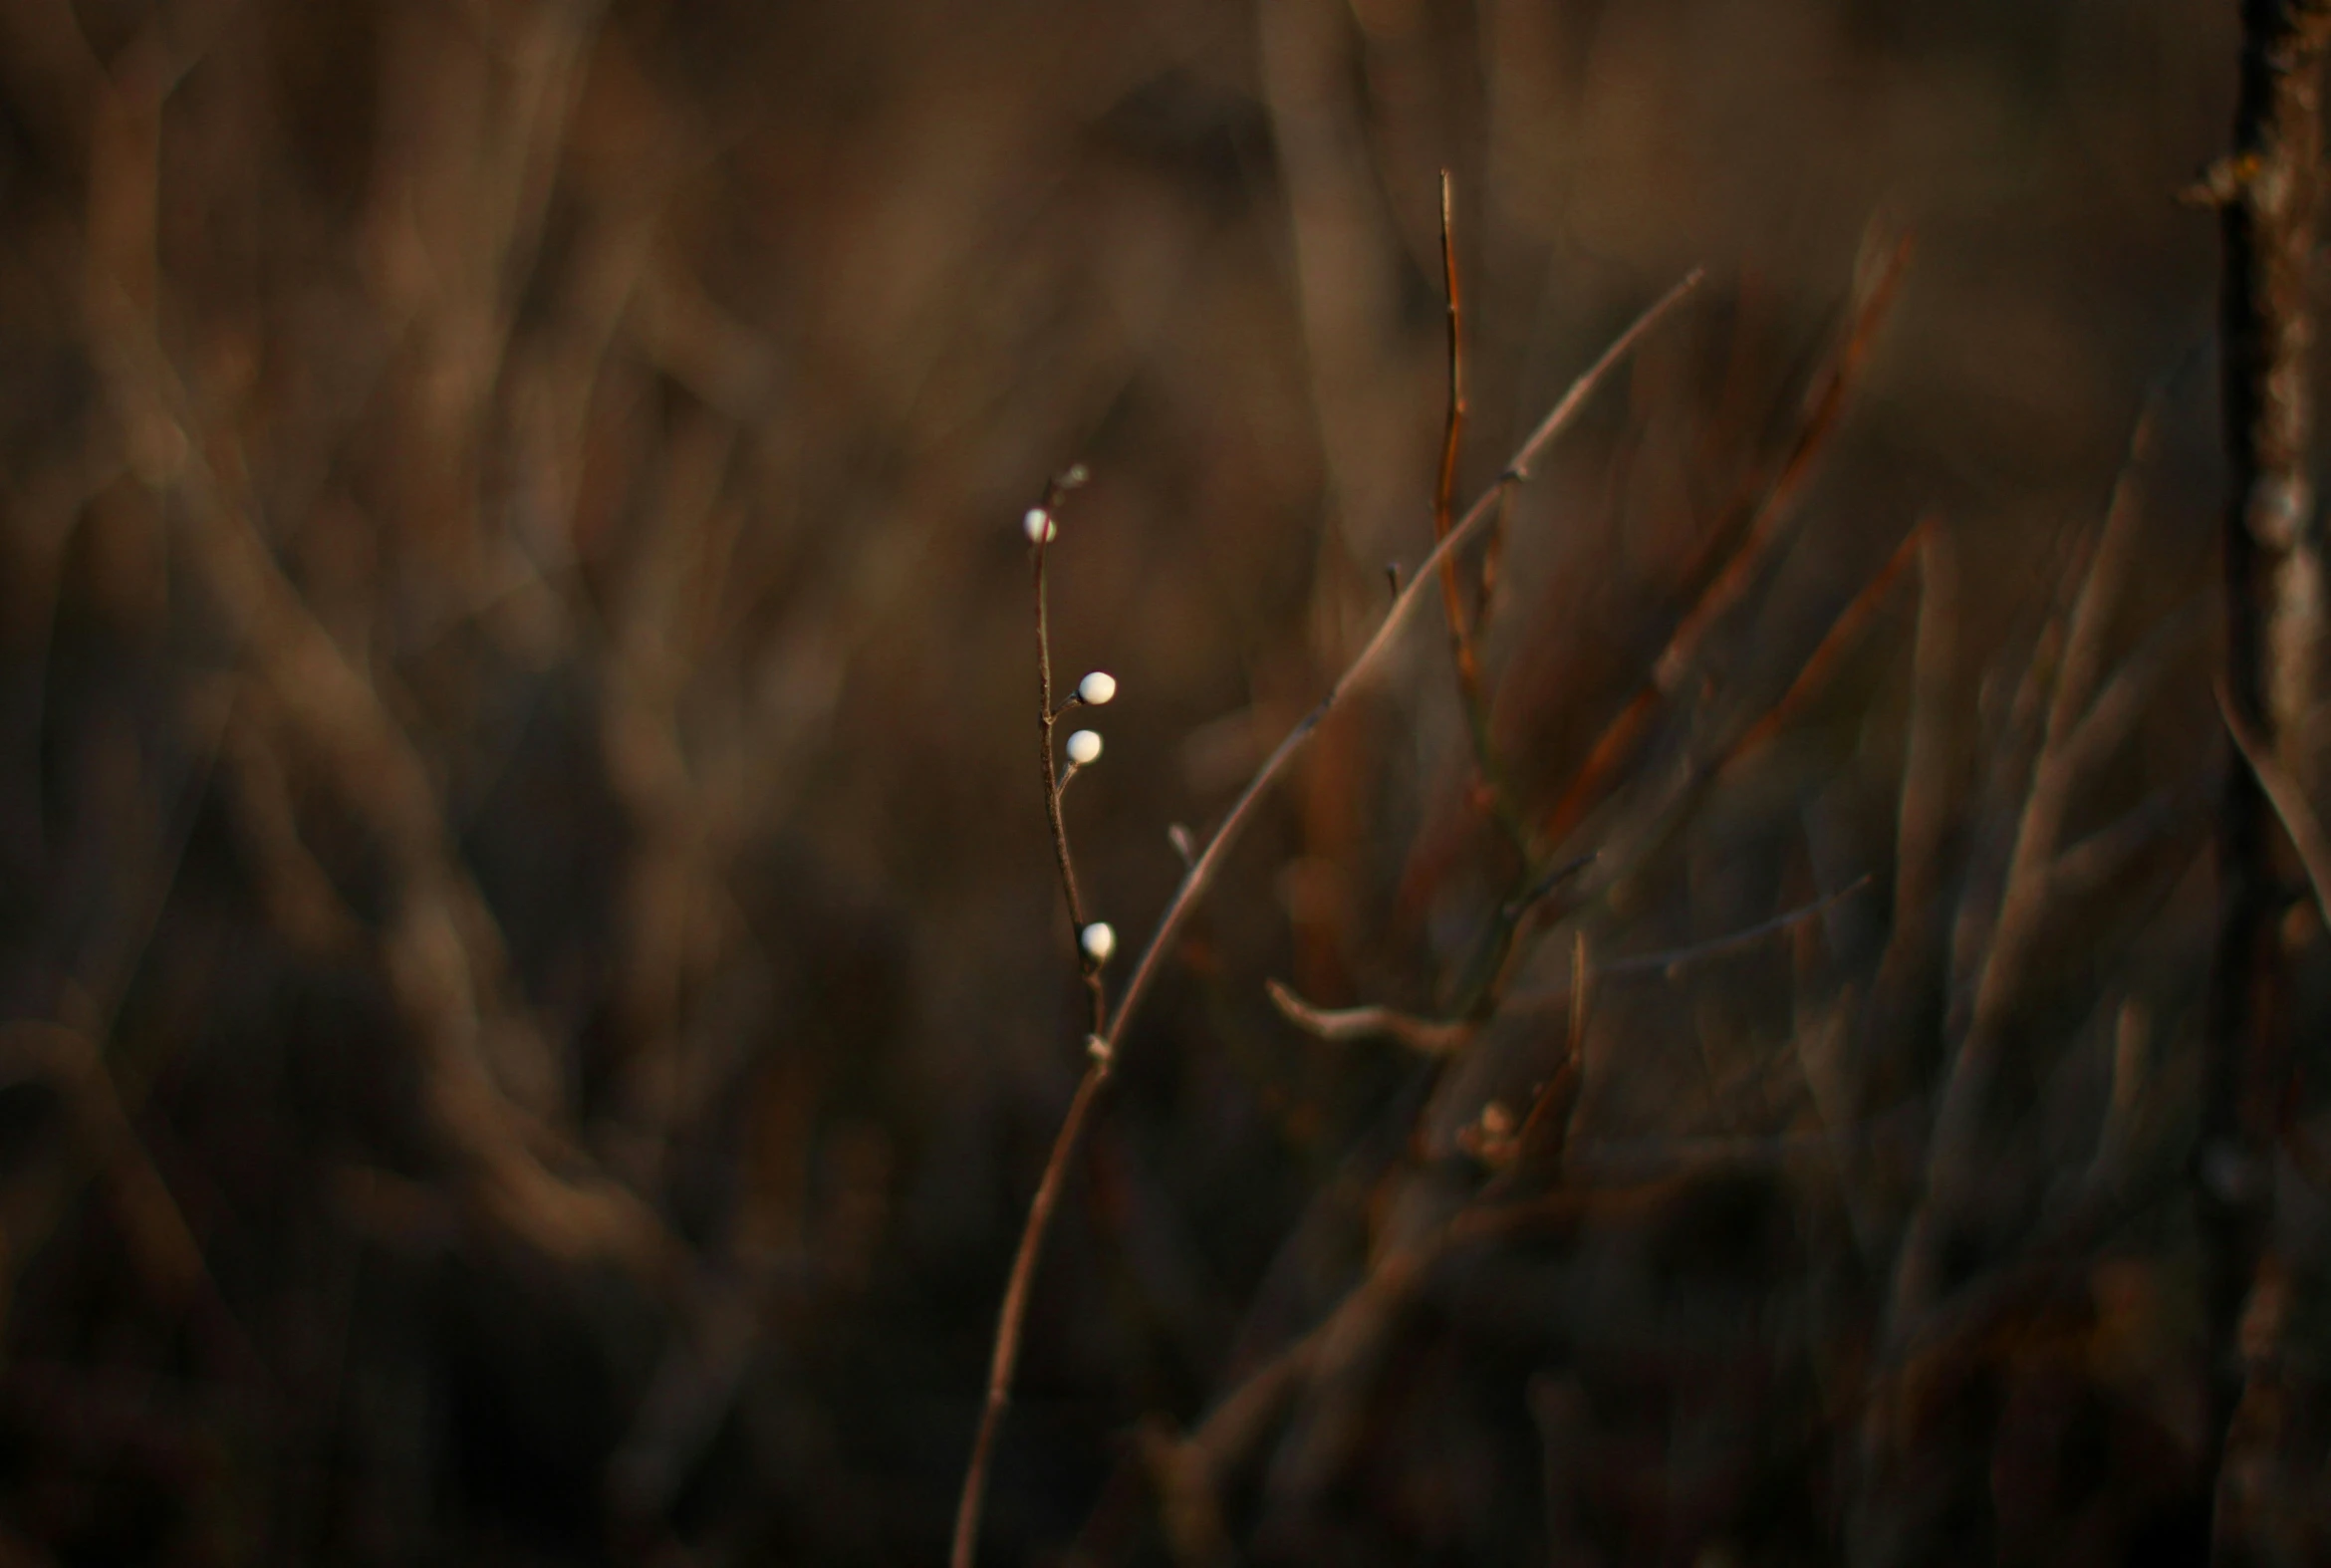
[0,0,2322,1564]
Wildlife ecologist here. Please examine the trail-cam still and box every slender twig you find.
[1558,927,1594,1154]
[951,467,1110,1568]
[1278,875,1872,1033]
[1433,171,1479,698]
[1032,469,1107,1039]
[1433,173,1529,858]
[1511,975,1582,1170]
[949,1065,1110,1568]
[1867,520,1959,1071]
[1264,978,1473,1054]
[1715,517,1931,773]
[947,269,1703,1568]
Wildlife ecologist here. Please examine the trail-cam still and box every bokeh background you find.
[0,0,2293,1562]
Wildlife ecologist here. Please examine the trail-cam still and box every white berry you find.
[1080,921,1116,963]
[1022,506,1057,544]
[1066,729,1103,765]
[1077,670,1117,705]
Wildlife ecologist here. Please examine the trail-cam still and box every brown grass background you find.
[0,0,2296,1563]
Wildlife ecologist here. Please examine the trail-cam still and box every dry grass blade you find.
[1872,522,1960,1023]
[2049,401,2161,745]
[1717,517,1931,773]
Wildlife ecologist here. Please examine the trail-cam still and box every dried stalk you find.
[1430,172,1529,858]
[1433,171,1480,701]
[1715,518,1931,774]
[1873,522,1960,1017]
[950,467,1113,1568]
[2206,9,2331,1556]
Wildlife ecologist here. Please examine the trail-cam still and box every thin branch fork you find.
[946,269,1704,1568]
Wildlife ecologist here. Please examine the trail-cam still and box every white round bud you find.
[1065,729,1103,765]
[1080,921,1116,963]
[1022,506,1057,544]
[1077,670,1117,705]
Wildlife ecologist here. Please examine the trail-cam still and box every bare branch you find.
[1265,977,1474,1055]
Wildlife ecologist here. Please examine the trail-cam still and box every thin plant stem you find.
[2204,8,2331,1552]
[1032,473,1107,1038]
[948,1066,1109,1568]
[951,467,1108,1568]
[1433,170,1478,694]
[1433,171,1529,857]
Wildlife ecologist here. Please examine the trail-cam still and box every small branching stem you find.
[2206,5,2331,1557]
[947,272,1703,1568]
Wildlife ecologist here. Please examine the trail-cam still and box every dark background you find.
[0,0,2297,1562]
